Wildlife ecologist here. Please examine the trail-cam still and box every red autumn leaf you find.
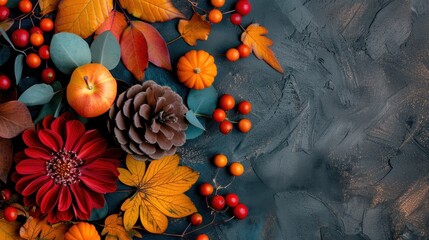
[132,21,171,70]
[120,26,149,81]
[95,10,128,42]
[0,138,12,183]
[0,101,34,139]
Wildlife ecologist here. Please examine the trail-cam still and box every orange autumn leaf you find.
[55,0,113,38]
[0,219,24,240]
[132,21,172,70]
[119,0,184,23]
[241,23,284,73]
[118,155,199,233]
[95,10,128,42]
[101,214,142,240]
[20,216,69,240]
[39,0,60,15]
[120,26,149,81]
[178,13,211,46]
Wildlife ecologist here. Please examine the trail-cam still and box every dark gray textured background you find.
[155,0,429,239]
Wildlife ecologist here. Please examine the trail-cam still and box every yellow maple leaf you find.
[178,13,211,46]
[118,155,199,233]
[55,0,113,38]
[101,214,142,240]
[39,0,60,15]
[20,216,69,240]
[119,0,185,23]
[0,219,24,240]
[241,23,284,74]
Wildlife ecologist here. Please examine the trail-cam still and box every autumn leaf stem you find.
[239,24,247,32]
[167,35,183,45]
[114,0,132,24]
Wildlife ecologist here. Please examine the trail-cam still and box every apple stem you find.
[83,76,93,90]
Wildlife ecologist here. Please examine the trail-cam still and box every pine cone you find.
[108,81,188,160]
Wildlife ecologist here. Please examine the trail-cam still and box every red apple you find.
[67,63,117,118]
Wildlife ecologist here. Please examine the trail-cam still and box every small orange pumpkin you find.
[177,50,218,90]
[64,222,100,240]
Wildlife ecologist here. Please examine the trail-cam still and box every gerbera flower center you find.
[46,150,84,186]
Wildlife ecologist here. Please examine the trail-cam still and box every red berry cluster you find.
[213,94,252,135]
[0,0,9,21]
[1,188,18,222]
[207,0,252,26]
[226,43,251,62]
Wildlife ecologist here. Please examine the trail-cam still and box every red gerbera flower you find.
[13,114,121,223]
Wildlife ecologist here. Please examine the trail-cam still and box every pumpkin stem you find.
[193,68,201,74]
[83,76,93,90]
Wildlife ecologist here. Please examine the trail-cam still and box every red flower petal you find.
[16,159,47,175]
[72,129,100,152]
[90,192,105,209]
[56,209,73,222]
[77,138,107,160]
[14,151,27,163]
[58,185,72,211]
[64,120,85,151]
[38,129,64,152]
[24,147,52,160]
[22,175,50,196]
[41,115,54,130]
[70,183,92,214]
[15,173,45,193]
[80,174,117,193]
[50,116,67,137]
[36,180,54,207]
[22,130,46,149]
[40,183,60,213]
[82,158,120,172]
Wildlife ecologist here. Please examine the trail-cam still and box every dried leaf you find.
[120,26,148,81]
[0,101,34,139]
[119,0,184,23]
[132,21,172,70]
[101,214,141,240]
[20,217,69,240]
[55,0,113,38]
[241,23,284,73]
[0,138,12,183]
[0,19,13,32]
[95,10,128,42]
[118,155,199,233]
[0,219,24,240]
[39,0,60,15]
[178,13,211,46]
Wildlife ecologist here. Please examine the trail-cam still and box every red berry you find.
[237,44,251,58]
[218,94,235,111]
[196,234,209,240]
[0,6,9,21]
[4,206,18,221]
[18,0,32,14]
[230,13,242,25]
[237,100,251,114]
[26,53,41,68]
[219,120,233,135]
[225,193,239,207]
[41,68,55,84]
[1,189,12,201]
[189,213,203,226]
[29,26,43,35]
[235,0,252,16]
[0,74,11,90]
[199,183,214,196]
[211,195,225,210]
[39,18,54,32]
[233,203,248,219]
[11,29,29,48]
[212,108,226,122]
[38,45,50,60]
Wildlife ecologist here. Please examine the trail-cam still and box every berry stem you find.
[222,10,236,14]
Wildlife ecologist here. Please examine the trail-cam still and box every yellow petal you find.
[121,194,140,231]
[125,154,146,184]
[146,193,197,218]
[139,201,168,234]
[145,166,199,195]
[118,168,138,187]
[143,155,180,185]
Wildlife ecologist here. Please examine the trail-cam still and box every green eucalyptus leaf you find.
[90,31,120,70]
[186,118,206,140]
[50,32,91,74]
[185,110,205,130]
[0,46,10,66]
[18,83,54,106]
[34,91,64,124]
[14,54,24,84]
[0,28,14,48]
[187,86,218,115]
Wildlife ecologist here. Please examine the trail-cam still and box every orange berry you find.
[238,118,252,133]
[211,0,225,8]
[196,234,209,240]
[0,0,7,7]
[30,33,44,47]
[26,53,41,68]
[208,9,222,24]
[18,0,32,14]
[213,154,228,168]
[226,48,240,62]
[237,44,251,58]
[40,18,54,32]
[199,183,214,196]
[229,162,244,176]
[218,94,235,111]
